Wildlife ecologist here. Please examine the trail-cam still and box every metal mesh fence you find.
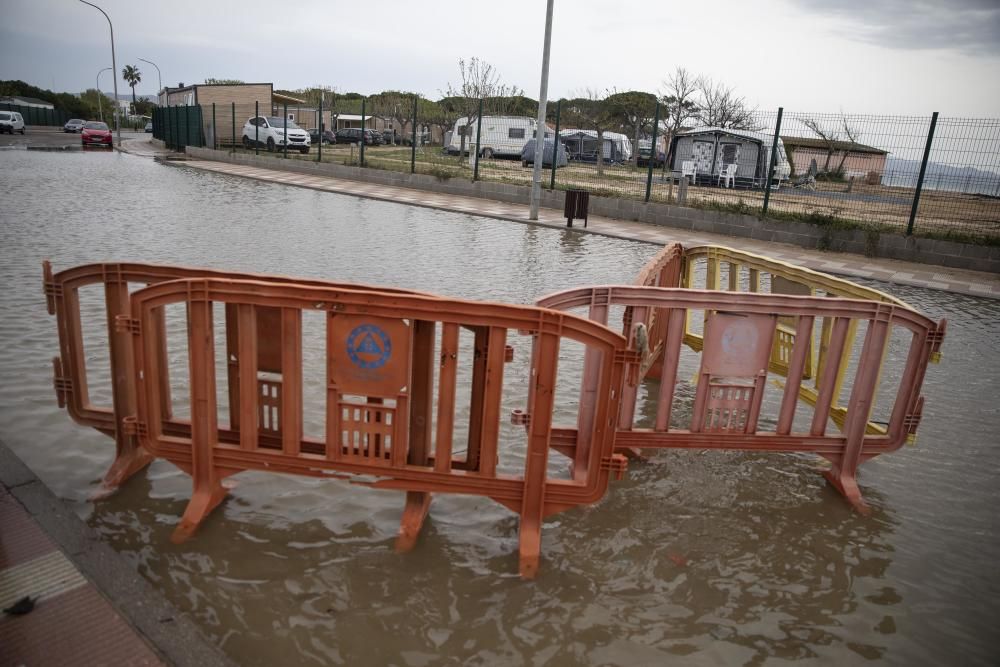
[152,95,1000,244]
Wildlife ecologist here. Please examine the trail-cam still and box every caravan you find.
[447,116,552,158]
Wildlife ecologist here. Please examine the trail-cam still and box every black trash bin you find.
[564,189,590,228]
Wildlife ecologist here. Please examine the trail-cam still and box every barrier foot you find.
[170,480,232,544]
[619,447,646,461]
[822,469,870,515]
[518,521,542,580]
[395,491,431,553]
[91,447,154,500]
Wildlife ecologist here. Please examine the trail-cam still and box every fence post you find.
[360,98,366,166]
[283,103,288,159]
[255,100,259,156]
[198,106,205,147]
[473,97,484,181]
[317,96,323,163]
[761,106,784,218]
[169,105,175,150]
[212,103,217,150]
[907,111,939,236]
[644,99,661,202]
[549,99,561,190]
[411,95,418,174]
[229,102,234,154]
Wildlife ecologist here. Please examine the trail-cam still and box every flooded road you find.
[2,149,998,665]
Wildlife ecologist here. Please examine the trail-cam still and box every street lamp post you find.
[78,0,120,144]
[138,57,162,103]
[96,67,111,122]
[529,0,555,220]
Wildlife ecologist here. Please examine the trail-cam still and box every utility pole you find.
[529,0,555,220]
[78,1,120,144]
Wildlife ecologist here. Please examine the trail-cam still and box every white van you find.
[0,111,25,135]
[447,115,552,158]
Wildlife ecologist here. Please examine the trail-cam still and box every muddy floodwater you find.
[2,149,999,666]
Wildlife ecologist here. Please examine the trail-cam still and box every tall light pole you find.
[138,57,162,103]
[529,0,555,220]
[78,0,120,144]
[96,67,111,122]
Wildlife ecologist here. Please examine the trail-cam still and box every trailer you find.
[446,115,552,158]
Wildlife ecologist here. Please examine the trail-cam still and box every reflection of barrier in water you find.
[43,246,944,577]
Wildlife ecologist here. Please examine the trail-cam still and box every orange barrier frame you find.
[44,249,945,576]
[536,284,945,512]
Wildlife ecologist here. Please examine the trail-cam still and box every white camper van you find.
[447,116,552,158]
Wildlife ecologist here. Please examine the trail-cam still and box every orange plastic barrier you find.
[44,250,945,576]
[42,261,423,497]
[536,284,945,512]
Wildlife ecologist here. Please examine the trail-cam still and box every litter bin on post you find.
[564,189,590,228]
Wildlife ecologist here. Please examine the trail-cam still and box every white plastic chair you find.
[681,160,697,185]
[717,163,737,188]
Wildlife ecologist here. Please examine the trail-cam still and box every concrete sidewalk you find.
[122,136,1000,299]
[0,441,235,667]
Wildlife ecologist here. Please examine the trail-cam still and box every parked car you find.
[64,118,86,133]
[334,128,382,145]
[0,111,25,134]
[381,128,397,144]
[242,116,311,153]
[80,121,112,147]
[144,121,153,133]
[308,128,336,145]
[520,138,568,168]
[637,139,666,168]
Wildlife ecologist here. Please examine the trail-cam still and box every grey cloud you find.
[793,0,1000,56]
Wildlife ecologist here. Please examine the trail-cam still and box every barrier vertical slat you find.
[237,304,258,450]
[465,327,489,471]
[477,326,507,478]
[281,308,303,456]
[325,313,342,461]
[149,307,173,420]
[518,330,559,579]
[654,309,687,431]
[408,321,436,466]
[434,323,459,472]
[574,295,609,478]
[776,315,815,434]
[173,284,223,543]
[839,316,890,473]
[810,317,851,436]
[618,305,647,430]
[101,266,149,490]
[63,289,90,408]
[224,304,240,431]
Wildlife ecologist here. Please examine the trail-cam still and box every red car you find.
[81,121,113,147]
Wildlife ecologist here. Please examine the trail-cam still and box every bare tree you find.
[660,67,700,149]
[443,57,523,159]
[802,117,841,173]
[696,77,759,130]
[835,114,862,174]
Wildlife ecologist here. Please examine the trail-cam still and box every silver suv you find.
[0,111,25,134]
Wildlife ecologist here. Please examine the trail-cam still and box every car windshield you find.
[0,113,10,120]
[69,119,84,124]
[84,122,109,130]
[267,117,299,130]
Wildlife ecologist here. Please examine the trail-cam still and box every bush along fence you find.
[3,102,75,126]
[152,96,1000,245]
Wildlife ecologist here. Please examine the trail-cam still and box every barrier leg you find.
[822,466,869,514]
[94,449,153,500]
[171,477,231,543]
[395,491,432,552]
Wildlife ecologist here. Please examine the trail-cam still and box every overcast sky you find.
[2,0,998,117]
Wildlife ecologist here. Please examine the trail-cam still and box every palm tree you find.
[122,64,142,116]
